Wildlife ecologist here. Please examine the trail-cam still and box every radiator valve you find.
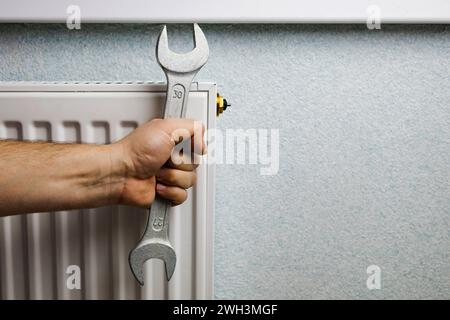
[216,93,230,116]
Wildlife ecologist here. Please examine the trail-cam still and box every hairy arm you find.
[0,118,204,217]
[0,140,124,216]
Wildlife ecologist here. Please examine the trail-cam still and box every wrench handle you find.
[143,74,197,239]
[144,197,170,239]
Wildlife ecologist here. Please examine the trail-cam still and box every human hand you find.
[111,118,205,207]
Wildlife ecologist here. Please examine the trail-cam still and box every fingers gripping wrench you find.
[129,24,209,285]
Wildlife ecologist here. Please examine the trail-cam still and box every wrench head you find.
[129,240,176,286]
[156,23,209,73]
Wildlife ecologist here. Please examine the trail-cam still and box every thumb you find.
[155,118,205,154]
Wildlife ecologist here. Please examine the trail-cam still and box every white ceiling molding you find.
[0,0,449,23]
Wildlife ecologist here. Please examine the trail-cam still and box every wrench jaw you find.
[192,23,209,60]
[156,23,209,74]
[129,241,177,286]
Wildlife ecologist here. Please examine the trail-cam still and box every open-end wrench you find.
[129,23,209,286]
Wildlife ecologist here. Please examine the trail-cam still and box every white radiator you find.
[0,81,216,300]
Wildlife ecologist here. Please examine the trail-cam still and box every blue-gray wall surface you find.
[0,24,449,299]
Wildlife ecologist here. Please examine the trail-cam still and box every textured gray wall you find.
[0,24,449,299]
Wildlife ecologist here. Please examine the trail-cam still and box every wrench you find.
[129,23,209,286]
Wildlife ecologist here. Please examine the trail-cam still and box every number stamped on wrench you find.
[172,84,185,100]
[152,216,164,232]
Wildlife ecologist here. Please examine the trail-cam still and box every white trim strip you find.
[0,0,449,23]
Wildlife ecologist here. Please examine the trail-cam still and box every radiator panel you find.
[0,82,215,300]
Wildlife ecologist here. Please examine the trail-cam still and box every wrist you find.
[104,142,134,205]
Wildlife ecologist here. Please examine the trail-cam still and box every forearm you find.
[0,140,125,216]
